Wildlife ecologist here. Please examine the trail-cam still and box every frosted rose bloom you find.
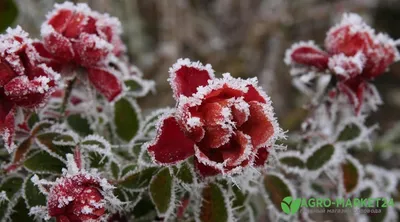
[147,59,282,177]
[41,2,124,101]
[48,174,105,222]
[0,27,59,152]
[285,13,399,112]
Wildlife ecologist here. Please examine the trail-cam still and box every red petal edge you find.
[147,115,195,164]
[169,59,213,99]
[87,68,122,102]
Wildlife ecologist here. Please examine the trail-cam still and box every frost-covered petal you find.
[63,12,89,38]
[200,102,232,148]
[0,100,16,152]
[220,131,253,166]
[285,41,329,70]
[47,8,73,33]
[253,147,270,166]
[73,33,112,67]
[243,85,267,103]
[328,52,366,80]
[194,157,220,177]
[87,67,122,102]
[240,101,274,148]
[0,59,16,87]
[42,26,75,62]
[4,76,51,108]
[325,13,374,56]
[168,58,215,99]
[147,115,195,164]
[362,34,399,79]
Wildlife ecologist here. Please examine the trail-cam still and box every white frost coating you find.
[328,52,366,79]
[0,191,9,203]
[187,117,201,128]
[284,40,324,65]
[66,154,80,175]
[168,58,215,99]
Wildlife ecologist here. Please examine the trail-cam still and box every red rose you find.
[285,13,399,113]
[147,59,282,177]
[48,174,106,222]
[0,27,59,152]
[41,2,124,101]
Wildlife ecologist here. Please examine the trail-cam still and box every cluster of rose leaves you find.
[0,2,288,222]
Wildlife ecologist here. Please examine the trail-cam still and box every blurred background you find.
[3,0,400,132]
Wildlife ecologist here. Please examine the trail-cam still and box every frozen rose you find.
[147,59,282,177]
[48,173,105,222]
[0,27,59,152]
[41,2,124,101]
[285,13,399,113]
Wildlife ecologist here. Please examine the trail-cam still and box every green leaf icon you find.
[281,196,301,214]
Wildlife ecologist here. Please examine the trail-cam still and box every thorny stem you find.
[60,77,77,116]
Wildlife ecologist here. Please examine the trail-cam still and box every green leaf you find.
[125,79,143,93]
[0,177,23,199]
[232,185,248,213]
[53,134,76,146]
[88,152,108,168]
[200,183,229,222]
[173,162,194,184]
[10,198,35,222]
[31,121,52,136]
[67,114,93,136]
[24,151,65,174]
[119,167,159,190]
[27,113,40,129]
[0,176,23,219]
[306,144,335,170]
[279,156,305,168]
[36,132,74,158]
[133,198,155,219]
[114,98,140,141]
[23,175,46,207]
[342,159,359,193]
[121,164,137,177]
[0,0,18,32]
[263,174,292,213]
[149,168,174,215]
[111,162,120,179]
[337,124,361,141]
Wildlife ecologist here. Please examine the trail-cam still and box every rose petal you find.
[64,12,88,38]
[0,99,16,152]
[169,59,214,99]
[147,115,195,164]
[240,101,274,148]
[253,147,270,166]
[4,76,49,108]
[73,33,111,67]
[290,45,329,70]
[87,67,122,102]
[43,30,75,62]
[243,85,266,103]
[220,131,252,166]
[48,9,73,33]
[328,53,365,80]
[200,102,232,148]
[194,157,220,177]
[0,59,16,87]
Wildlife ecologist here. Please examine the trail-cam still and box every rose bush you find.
[147,58,283,177]
[285,13,399,113]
